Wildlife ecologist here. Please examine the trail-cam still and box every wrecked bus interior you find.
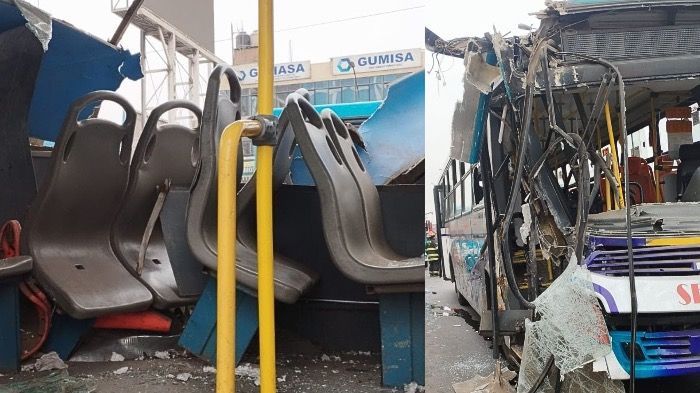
[0,1,426,389]
[431,0,700,390]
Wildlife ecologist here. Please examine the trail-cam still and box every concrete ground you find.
[425,270,495,392]
[0,329,406,393]
[424,271,700,393]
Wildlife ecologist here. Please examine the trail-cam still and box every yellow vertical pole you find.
[650,95,662,202]
[216,127,238,393]
[217,120,262,393]
[257,0,276,391]
[598,130,612,211]
[604,102,625,209]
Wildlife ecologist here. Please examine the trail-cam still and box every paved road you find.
[425,270,495,392]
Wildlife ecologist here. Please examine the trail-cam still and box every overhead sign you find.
[235,61,311,85]
[332,49,422,75]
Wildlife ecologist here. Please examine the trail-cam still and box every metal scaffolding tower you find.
[111,0,224,126]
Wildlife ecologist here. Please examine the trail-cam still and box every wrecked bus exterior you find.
[433,0,700,384]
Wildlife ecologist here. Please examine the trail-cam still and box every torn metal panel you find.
[448,37,499,165]
[450,86,479,163]
[587,202,700,236]
[289,71,424,185]
[526,129,574,230]
[0,1,143,141]
[465,50,501,94]
[13,0,51,50]
[545,0,700,15]
[491,32,525,102]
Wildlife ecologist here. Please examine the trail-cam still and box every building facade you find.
[232,33,423,115]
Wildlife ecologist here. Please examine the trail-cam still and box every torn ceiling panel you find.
[0,0,143,142]
[450,50,498,164]
[13,0,51,50]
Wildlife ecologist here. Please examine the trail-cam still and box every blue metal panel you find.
[468,51,497,164]
[0,2,142,142]
[0,282,20,372]
[379,292,425,387]
[179,277,259,365]
[290,71,424,185]
[273,101,381,120]
[43,313,95,360]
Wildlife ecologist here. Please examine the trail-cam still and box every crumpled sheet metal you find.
[465,51,501,94]
[12,0,51,51]
[517,259,621,392]
[69,334,180,362]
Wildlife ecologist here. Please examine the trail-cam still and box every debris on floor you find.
[112,366,129,375]
[109,352,125,362]
[452,366,517,393]
[235,362,261,386]
[0,370,96,393]
[33,352,67,372]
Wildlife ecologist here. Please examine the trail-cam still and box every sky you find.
[26,0,424,103]
[424,0,543,216]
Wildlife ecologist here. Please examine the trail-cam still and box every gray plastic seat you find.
[0,256,32,280]
[322,109,422,265]
[26,91,153,319]
[287,94,423,284]
[186,67,317,303]
[111,100,203,309]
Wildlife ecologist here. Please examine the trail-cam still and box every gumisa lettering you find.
[248,63,305,78]
[274,63,305,75]
[677,283,700,305]
[357,52,415,67]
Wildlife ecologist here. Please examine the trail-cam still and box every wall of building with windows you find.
[234,48,424,116]
[240,72,412,116]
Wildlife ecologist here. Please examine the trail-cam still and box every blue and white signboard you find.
[332,49,422,75]
[235,61,311,85]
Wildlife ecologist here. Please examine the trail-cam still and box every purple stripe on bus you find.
[588,236,646,249]
[593,283,619,313]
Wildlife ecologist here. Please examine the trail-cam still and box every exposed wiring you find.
[556,51,637,392]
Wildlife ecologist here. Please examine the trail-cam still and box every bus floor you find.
[425,269,495,392]
[0,328,399,393]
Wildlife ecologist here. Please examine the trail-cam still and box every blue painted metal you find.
[179,277,259,365]
[468,52,498,164]
[0,281,21,372]
[290,71,424,185]
[610,328,700,379]
[0,2,142,142]
[42,313,95,360]
[273,101,381,120]
[379,292,425,387]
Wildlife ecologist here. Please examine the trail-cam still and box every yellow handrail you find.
[650,95,662,203]
[604,102,625,209]
[257,0,276,392]
[217,119,264,393]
